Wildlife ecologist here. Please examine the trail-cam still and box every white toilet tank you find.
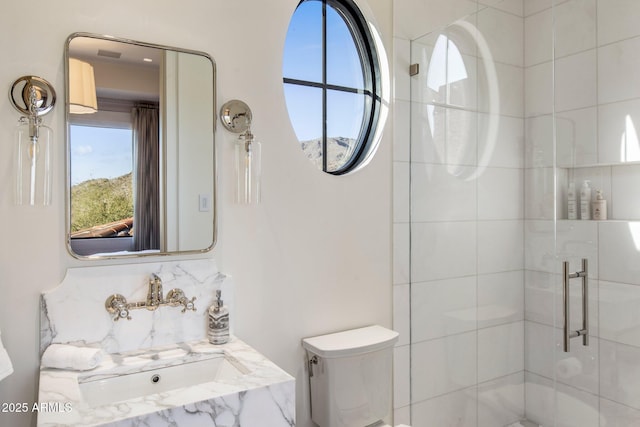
[302,325,399,427]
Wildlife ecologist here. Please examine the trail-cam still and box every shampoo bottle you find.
[580,180,591,220]
[592,189,607,220]
[208,290,229,344]
[567,182,577,220]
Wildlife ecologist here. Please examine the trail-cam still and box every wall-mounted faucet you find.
[105,274,197,321]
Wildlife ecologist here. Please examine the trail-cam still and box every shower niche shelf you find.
[556,162,640,221]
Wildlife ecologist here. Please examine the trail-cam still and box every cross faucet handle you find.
[105,294,132,321]
[181,296,197,313]
[166,289,197,313]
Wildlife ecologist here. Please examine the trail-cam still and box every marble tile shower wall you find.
[524,0,640,425]
[393,1,525,425]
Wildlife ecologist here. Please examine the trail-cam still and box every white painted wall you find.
[0,1,392,426]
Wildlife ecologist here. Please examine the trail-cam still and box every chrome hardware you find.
[220,99,252,134]
[308,355,319,378]
[104,274,196,321]
[105,294,131,321]
[165,288,197,313]
[10,76,57,117]
[563,258,589,352]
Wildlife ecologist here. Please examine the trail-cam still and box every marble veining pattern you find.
[38,338,295,426]
[40,260,233,354]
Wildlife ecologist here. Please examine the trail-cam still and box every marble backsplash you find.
[40,259,233,354]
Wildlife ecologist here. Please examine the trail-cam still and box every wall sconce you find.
[68,58,97,114]
[9,76,57,206]
[220,100,261,204]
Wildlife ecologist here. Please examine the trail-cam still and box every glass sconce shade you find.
[220,99,261,204]
[68,58,98,114]
[15,120,53,206]
[235,134,261,204]
[9,76,56,206]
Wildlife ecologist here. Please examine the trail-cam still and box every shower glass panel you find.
[408,1,528,425]
[404,0,640,425]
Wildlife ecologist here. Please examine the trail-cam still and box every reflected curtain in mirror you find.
[132,104,159,251]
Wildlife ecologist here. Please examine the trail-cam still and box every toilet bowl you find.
[302,325,401,427]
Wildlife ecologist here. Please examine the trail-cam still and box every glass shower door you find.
[408,1,529,425]
[547,0,640,425]
[524,1,603,425]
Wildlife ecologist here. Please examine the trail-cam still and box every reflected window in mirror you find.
[69,124,134,243]
[69,96,161,255]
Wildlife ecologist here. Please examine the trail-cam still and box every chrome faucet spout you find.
[154,273,163,300]
[147,273,164,310]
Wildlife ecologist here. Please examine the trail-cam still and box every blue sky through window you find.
[326,5,364,89]
[283,0,366,144]
[282,1,323,84]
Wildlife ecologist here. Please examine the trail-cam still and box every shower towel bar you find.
[563,258,589,352]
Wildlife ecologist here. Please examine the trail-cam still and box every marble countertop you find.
[37,337,294,426]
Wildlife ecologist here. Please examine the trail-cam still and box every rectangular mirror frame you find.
[64,32,217,260]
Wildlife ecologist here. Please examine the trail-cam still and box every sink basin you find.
[79,354,248,407]
[37,338,295,426]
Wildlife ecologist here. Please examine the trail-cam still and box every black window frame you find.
[283,0,382,175]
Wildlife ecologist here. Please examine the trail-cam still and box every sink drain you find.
[150,374,161,384]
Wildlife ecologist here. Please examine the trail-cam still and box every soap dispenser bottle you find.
[592,189,607,220]
[208,290,229,344]
[580,180,592,220]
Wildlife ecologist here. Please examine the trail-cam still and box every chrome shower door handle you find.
[563,261,570,352]
[581,257,589,348]
[563,258,589,352]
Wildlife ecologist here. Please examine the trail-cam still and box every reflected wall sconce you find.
[9,76,56,206]
[220,99,261,204]
[68,58,98,114]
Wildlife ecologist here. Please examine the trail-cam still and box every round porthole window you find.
[283,0,385,175]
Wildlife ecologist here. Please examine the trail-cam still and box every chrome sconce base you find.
[10,76,57,117]
[220,99,252,134]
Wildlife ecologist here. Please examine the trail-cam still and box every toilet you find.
[302,325,400,427]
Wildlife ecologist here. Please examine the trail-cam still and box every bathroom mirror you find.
[65,33,216,258]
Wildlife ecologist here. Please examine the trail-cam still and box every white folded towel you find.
[41,344,105,371]
[0,330,14,382]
